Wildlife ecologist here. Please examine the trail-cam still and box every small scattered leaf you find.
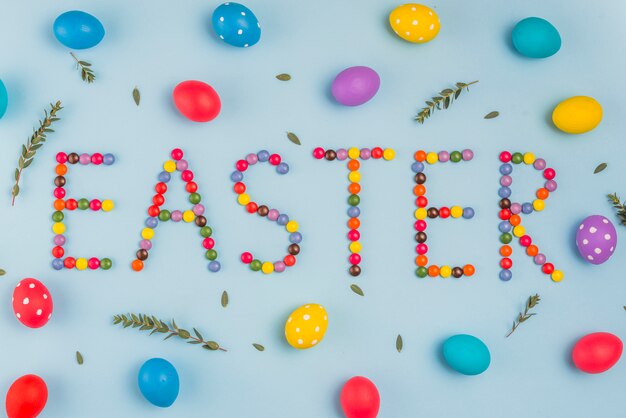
[396,335,403,353]
[350,284,364,296]
[221,291,229,308]
[253,343,265,351]
[276,73,291,81]
[484,111,499,119]
[594,163,607,174]
[0,269,5,276]
[76,351,84,365]
[287,132,301,145]
[133,87,141,106]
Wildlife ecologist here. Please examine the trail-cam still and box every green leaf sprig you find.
[507,294,540,337]
[415,80,478,124]
[113,313,226,352]
[70,52,95,83]
[11,101,63,205]
[608,193,626,226]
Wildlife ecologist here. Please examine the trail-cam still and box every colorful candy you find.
[133,149,220,272]
[12,278,53,328]
[413,150,476,279]
[315,147,394,276]
[498,151,562,282]
[231,150,300,274]
[51,152,114,271]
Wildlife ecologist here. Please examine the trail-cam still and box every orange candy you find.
[463,264,475,276]
[536,188,549,200]
[53,199,65,211]
[414,150,427,162]
[348,218,360,229]
[416,255,428,267]
[500,245,512,257]
[348,183,361,194]
[55,164,67,175]
[413,184,426,196]
[347,159,360,171]
[509,214,521,226]
[428,265,440,277]
[131,259,144,271]
[526,245,539,257]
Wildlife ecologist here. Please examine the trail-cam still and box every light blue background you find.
[0,1,625,417]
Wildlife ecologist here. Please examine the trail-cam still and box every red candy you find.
[181,170,194,182]
[246,202,258,213]
[233,182,246,194]
[284,255,296,266]
[499,151,512,163]
[185,182,197,193]
[89,199,102,211]
[543,168,556,180]
[500,258,513,269]
[439,206,450,218]
[416,196,428,207]
[499,209,511,220]
[12,278,53,329]
[91,153,103,165]
[88,258,100,270]
[349,253,361,264]
[64,257,76,269]
[53,188,65,199]
[152,194,165,206]
[347,230,360,241]
[171,148,184,160]
[340,376,380,418]
[202,238,215,249]
[519,235,532,246]
[65,199,77,210]
[172,80,221,122]
[313,147,325,159]
[371,147,383,159]
[269,154,281,166]
[542,263,554,274]
[240,252,253,264]
[416,243,428,255]
[236,160,249,172]
[572,332,623,374]
[5,374,48,418]
[56,152,67,164]
[414,220,427,231]
[52,246,64,259]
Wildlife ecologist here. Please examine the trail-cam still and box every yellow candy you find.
[52,222,65,234]
[262,262,274,274]
[450,206,463,218]
[285,303,328,349]
[348,147,360,159]
[349,241,362,253]
[426,152,438,164]
[440,265,452,278]
[163,160,177,173]
[183,210,195,223]
[348,171,361,183]
[513,225,526,237]
[383,148,396,160]
[552,96,602,134]
[533,199,545,211]
[75,258,88,270]
[523,152,535,165]
[551,270,564,282]
[237,193,251,205]
[414,208,427,220]
[286,220,299,233]
[101,199,114,212]
[389,4,441,44]
[141,228,155,240]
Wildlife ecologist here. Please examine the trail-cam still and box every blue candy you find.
[512,17,561,59]
[138,358,179,408]
[212,2,261,48]
[53,11,105,49]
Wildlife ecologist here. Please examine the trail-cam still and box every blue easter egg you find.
[442,334,491,375]
[53,11,105,49]
[138,358,179,408]
[511,17,561,58]
[212,2,261,48]
[0,80,8,119]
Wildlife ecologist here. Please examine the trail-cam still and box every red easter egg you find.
[340,376,380,418]
[5,374,48,418]
[173,80,221,122]
[572,332,623,374]
[12,278,53,329]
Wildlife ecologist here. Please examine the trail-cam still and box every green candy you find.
[78,198,90,210]
[250,260,262,271]
[511,152,523,164]
[100,258,112,270]
[205,249,218,261]
[348,194,360,206]
[189,193,201,204]
[52,211,64,222]
[500,232,513,244]
[200,226,212,238]
[416,267,428,278]
[158,210,171,221]
[450,151,462,162]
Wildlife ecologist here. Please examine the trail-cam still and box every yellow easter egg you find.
[552,96,602,134]
[389,4,441,44]
[285,303,328,349]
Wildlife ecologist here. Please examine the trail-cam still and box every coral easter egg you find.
[442,334,490,375]
[285,303,328,349]
[0,79,8,119]
[331,66,380,107]
[12,278,53,329]
[340,376,380,418]
[552,96,602,134]
[5,374,48,418]
[511,17,561,58]
[212,2,261,48]
[389,4,440,44]
[572,332,623,374]
[138,358,180,408]
[575,215,617,265]
[173,80,221,122]
[53,11,105,49]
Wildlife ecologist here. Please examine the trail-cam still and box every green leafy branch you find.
[415,80,478,124]
[113,313,226,352]
[507,294,540,337]
[11,101,63,206]
[70,52,96,83]
[608,193,626,226]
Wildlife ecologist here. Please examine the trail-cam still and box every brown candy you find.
[54,176,66,187]
[451,267,464,278]
[257,205,269,216]
[349,265,361,277]
[136,249,149,261]
[288,244,300,255]
[427,207,439,218]
[195,216,207,227]
[414,173,427,184]
[415,231,427,243]
[325,150,337,161]
[67,153,79,164]
[499,198,511,209]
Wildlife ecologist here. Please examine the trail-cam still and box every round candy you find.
[5,374,48,418]
[572,332,623,374]
[389,4,440,44]
[331,66,380,107]
[552,96,602,134]
[173,80,221,122]
[340,376,380,418]
[212,2,261,48]
[53,11,105,49]
[442,334,490,375]
[511,17,561,58]
[284,303,328,349]
[12,278,53,328]
[0,79,8,119]
[576,215,617,265]
[138,358,179,408]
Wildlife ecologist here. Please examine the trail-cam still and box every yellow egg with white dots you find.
[285,303,328,349]
[389,4,441,44]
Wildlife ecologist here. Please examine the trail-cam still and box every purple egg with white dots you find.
[212,2,261,48]
[576,215,617,265]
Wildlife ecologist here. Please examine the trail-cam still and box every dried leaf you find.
[484,111,499,119]
[221,291,229,308]
[0,269,5,276]
[350,284,364,296]
[287,132,301,145]
[133,87,141,106]
[276,73,291,81]
[253,343,265,351]
[396,335,403,352]
[594,163,607,174]
[76,351,84,365]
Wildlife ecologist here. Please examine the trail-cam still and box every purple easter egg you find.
[331,66,380,106]
[576,215,617,265]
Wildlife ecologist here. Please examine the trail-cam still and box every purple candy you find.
[438,151,450,162]
[193,204,205,216]
[348,206,360,217]
[534,254,546,265]
[171,210,183,222]
[79,153,91,165]
[246,153,259,165]
[331,66,380,106]
[576,215,617,265]
[274,261,286,273]
[52,259,64,270]
[545,180,557,192]
[54,234,66,246]
[510,203,522,214]
[145,217,158,228]
[462,149,474,161]
[500,175,512,187]
[267,209,279,221]
[533,158,546,170]
[208,261,221,272]
[336,149,348,161]
[289,232,302,244]
[140,239,152,250]
[176,159,188,171]
[360,148,371,160]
